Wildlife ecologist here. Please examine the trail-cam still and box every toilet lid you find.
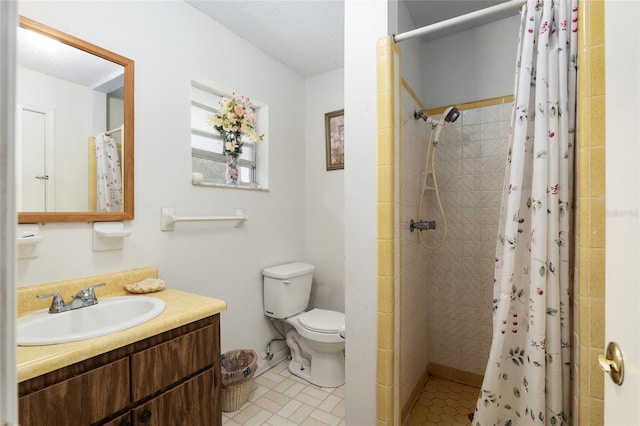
[298,309,345,333]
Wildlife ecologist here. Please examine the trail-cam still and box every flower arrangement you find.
[209,92,264,156]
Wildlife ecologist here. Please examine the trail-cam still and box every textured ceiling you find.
[186,0,344,78]
[186,0,516,78]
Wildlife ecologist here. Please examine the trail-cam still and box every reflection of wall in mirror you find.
[17,67,90,211]
[108,94,124,147]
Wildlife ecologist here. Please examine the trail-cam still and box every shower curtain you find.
[94,133,123,212]
[473,0,577,424]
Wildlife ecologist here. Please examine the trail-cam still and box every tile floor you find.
[406,376,480,426]
[223,362,478,426]
[222,360,345,426]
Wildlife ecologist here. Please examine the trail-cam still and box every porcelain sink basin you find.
[17,296,166,346]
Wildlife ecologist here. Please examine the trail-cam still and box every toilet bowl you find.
[263,263,346,387]
[283,309,345,387]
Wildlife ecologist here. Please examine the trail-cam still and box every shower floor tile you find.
[406,376,480,426]
[222,360,345,426]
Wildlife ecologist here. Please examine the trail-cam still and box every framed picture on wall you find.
[325,109,344,171]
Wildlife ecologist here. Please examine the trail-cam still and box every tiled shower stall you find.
[421,100,511,375]
[400,85,512,411]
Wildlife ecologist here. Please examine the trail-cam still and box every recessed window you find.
[190,80,267,188]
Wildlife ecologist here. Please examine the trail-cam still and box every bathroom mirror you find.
[17,16,134,223]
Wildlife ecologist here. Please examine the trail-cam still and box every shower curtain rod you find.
[105,125,123,136]
[393,0,526,43]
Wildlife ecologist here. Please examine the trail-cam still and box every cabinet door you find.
[131,369,216,426]
[130,325,214,400]
[19,358,129,426]
[101,412,131,426]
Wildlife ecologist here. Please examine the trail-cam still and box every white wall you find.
[17,0,306,367]
[344,1,394,423]
[421,15,520,109]
[305,68,345,312]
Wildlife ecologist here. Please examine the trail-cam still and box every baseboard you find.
[401,364,430,425]
[428,362,484,388]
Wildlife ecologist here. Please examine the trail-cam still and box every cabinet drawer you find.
[131,325,214,400]
[131,369,215,426]
[19,358,129,426]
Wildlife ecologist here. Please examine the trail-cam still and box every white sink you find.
[17,296,166,346]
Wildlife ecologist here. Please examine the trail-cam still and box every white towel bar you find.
[160,207,247,231]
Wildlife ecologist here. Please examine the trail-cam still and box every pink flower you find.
[234,104,244,116]
[540,21,548,34]
[550,184,559,195]
[548,130,555,138]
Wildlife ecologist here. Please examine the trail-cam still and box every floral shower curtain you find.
[94,133,123,212]
[473,0,577,424]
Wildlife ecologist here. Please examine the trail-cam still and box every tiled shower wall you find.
[422,101,511,375]
[399,84,431,411]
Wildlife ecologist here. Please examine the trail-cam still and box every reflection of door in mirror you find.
[16,105,55,211]
[17,16,134,223]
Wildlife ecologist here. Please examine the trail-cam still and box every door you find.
[604,0,640,423]
[16,105,55,211]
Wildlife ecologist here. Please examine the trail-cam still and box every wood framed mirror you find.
[17,16,134,223]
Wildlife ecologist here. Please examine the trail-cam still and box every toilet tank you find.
[263,262,315,319]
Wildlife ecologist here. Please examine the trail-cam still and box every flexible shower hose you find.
[417,126,448,250]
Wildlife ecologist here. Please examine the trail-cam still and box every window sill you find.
[192,182,268,192]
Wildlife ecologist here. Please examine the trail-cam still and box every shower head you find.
[414,106,460,125]
[443,106,460,123]
[433,106,460,144]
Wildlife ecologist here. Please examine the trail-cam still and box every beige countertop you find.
[17,270,226,383]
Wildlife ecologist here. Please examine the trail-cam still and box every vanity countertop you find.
[17,287,226,383]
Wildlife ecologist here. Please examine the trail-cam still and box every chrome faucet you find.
[409,219,436,232]
[37,282,106,314]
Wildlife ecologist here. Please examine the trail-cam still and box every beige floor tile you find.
[223,360,345,426]
[406,376,479,426]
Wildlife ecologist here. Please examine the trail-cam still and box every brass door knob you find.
[598,341,624,385]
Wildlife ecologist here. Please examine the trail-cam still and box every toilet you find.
[263,262,345,388]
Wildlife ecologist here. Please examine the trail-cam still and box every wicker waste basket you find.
[220,349,258,412]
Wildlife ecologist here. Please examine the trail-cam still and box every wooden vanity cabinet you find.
[18,315,221,426]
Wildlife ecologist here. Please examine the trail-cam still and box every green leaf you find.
[514,387,521,398]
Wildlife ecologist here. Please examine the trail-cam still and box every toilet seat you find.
[298,309,345,334]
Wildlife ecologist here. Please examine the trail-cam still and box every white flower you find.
[209,92,264,155]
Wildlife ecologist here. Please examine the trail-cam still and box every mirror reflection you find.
[17,16,134,223]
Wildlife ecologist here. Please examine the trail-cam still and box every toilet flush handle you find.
[283,280,291,284]
[339,327,346,338]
